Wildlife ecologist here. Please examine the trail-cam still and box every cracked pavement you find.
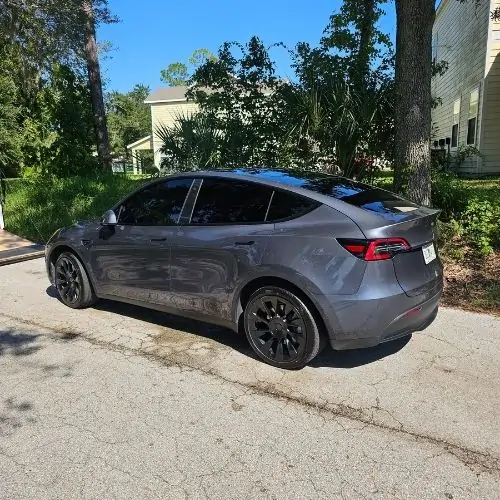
[0,259,499,499]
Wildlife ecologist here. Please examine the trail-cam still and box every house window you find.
[451,98,460,148]
[467,88,479,145]
[432,32,438,62]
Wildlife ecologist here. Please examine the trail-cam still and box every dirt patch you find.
[442,250,500,316]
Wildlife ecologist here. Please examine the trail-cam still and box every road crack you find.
[2,311,500,476]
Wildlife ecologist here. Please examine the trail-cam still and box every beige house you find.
[126,86,198,171]
[432,0,500,174]
[144,86,199,168]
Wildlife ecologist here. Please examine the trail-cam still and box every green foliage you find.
[3,175,142,243]
[13,64,98,177]
[42,64,98,176]
[431,171,468,219]
[431,60,449,78]
[0,0,116,176]
[188,48,217,68]
[187,37,289,168]
[461,198,499,255]
[453,145,482,169]
[160,62,190,87]
[0,71,22,177]
[170,3,394,179]
[0,0,116,78]
[157,113,224,171]
[160,48,216,86]
[107,84,151,154]
[432,169,500,256]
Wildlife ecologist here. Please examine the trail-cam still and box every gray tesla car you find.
[45,169,443,369]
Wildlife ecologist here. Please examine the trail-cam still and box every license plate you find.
[422,243,436,265]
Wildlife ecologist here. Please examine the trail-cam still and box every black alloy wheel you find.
[54,252,96,309]
[244,286,323,369]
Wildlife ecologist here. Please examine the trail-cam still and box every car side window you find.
[266,189,320,222]
[117,178,193,226]
[190,178,272,225]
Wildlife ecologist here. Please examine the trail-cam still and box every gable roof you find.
[145,82,277,105]
[144,86,189,104]
[126,135,152,150]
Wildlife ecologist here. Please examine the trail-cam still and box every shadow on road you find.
[46,285,411,369]
[310,335,411,369]
[0,329,41,357]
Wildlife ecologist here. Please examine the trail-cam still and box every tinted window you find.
[190,178,272,225]
[117,179,192,225]
[231,169,419,222]
[266,190,319,222]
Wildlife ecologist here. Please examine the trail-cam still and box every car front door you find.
[169,177,275,323]
[88,178,193,306]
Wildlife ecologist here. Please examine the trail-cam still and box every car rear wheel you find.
[243,286,324,369]
[55,252,96,309]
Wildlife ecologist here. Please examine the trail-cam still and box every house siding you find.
[479,0,500,174]
[431,0,490,173]
[150,101,199,167]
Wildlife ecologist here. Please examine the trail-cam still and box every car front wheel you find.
[243,286,324,369]
[55,252,96,309]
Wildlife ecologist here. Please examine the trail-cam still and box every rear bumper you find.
[315,279,443,351]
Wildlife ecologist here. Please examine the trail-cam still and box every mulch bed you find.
[441,250,500,316]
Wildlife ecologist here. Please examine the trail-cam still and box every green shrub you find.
[431,171,468,220]
[461,198,500,255]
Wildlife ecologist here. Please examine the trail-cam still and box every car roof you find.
[145,167,432,227]
[167,167,347,201]
[165,167,384,224]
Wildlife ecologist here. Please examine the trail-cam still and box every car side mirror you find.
[101,209,117,226]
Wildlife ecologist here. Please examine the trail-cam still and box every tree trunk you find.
[353,0,376,89]
[83,0,111,172]
[393,0,435,205]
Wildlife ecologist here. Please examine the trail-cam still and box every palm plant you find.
[156,112,223,172]
[282,77,393,181]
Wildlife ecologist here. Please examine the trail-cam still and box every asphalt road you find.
[1,259,499,499]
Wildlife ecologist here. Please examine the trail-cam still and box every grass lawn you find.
[3,172,499,315]
[3,175,145,243]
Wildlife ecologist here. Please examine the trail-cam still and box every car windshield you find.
[232,169,419,222]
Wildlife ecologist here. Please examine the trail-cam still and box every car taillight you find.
[338,238,410,261]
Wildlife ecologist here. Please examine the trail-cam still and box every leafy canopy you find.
[160,48,216,86]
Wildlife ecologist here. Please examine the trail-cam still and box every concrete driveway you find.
[1,259,499,499]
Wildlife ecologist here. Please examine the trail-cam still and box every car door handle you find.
[234,241,255,246]
[150,237,167,243]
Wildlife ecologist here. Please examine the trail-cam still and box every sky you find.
[98,0,396,94]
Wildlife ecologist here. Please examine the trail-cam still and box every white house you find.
[432,0,500,174]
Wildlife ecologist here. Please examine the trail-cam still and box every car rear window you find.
[266,190,320,222]
[234,169,419,221]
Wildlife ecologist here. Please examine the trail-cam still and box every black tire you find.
[243,286,324,369]
[54,251,97,309]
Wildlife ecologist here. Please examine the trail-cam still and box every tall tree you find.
[292,0,393,178]
[160,48,216,86]
[82,0,111,171]
[188,37,285,167]
[0,0,116,175]
[393,0,434,205]
[107,84,151,154]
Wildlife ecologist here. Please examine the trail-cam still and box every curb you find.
[0,246,45,266]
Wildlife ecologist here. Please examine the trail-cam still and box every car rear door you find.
[88,178,193,305]
[169,177,275,323]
